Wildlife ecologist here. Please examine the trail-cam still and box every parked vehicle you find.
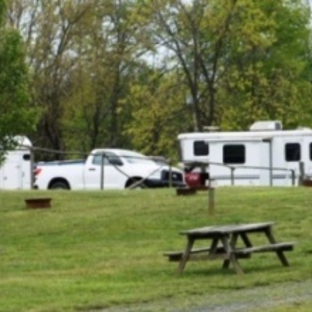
[148,155,168,166]
[184,166,209,189]
[0,136,32,190]
[178,120,312,187]
[34,149,185,190]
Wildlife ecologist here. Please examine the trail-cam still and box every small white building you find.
[178,121,312,186]
[0,136,32,190]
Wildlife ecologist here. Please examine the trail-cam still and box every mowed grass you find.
[0,187,312,311]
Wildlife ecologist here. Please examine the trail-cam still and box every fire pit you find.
[176,187,197,196]
[303,179,312,187]
[25,198,52,209]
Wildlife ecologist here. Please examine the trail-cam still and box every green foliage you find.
[6,0,312,159]
[0,0,5,24]
[60,0,148,152]
[1,187,312,311]
[0,0,37,162]
[218,0,312,130]
[125,70,191,161]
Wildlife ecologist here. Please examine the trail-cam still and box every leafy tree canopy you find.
[0,0,37,162]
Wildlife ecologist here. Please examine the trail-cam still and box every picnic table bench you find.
[164,222,295,274]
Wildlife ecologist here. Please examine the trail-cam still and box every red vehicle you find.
[184,166,209,188]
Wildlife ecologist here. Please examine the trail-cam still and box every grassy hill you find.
[1,187,312,311]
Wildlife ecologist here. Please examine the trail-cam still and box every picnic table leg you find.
[240,232,253,248]
[264,228,289,266]
[178,237,194,274]
[221,235,244,274]
[208,237,219,258]
[222,233,239,269]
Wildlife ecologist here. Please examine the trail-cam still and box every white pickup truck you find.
[34,148,185,190]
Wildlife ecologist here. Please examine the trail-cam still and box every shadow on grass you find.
[178,261,297,282]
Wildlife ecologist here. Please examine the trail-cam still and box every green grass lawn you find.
[1,187,312,312]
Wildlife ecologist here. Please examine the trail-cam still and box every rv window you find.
[194,141,209,156]
[23,154,30,161]
[285,143,300,162]
[223,145,245,164]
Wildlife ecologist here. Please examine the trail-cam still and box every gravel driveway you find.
[98,279,312,312]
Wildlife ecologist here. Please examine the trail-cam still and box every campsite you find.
[3,1,312,311]
[1,187,312,311]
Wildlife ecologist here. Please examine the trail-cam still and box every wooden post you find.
[299,162,305,186]
[230,168,235,186]
[168,158,172,188]
[100,154,105,190]
[30,147,35,189]
[208,179,215,215]
[291,170,296,186]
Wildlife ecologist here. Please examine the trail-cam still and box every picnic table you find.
[164,222,295,274]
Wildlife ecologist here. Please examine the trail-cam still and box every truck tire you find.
[126,178,146,189]
[49,181,70,190]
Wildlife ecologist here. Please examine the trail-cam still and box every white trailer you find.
[178,121,312,186]
[0,136,32,190]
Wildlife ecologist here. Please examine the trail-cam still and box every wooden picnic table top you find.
[179,222,274,237]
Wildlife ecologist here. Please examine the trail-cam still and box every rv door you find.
[21,152,31,189]
[2,151,22,189]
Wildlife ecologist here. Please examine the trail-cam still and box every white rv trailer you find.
[178,121,312,186]
[0,136,32,190]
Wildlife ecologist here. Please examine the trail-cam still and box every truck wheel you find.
[50,181,69,190]
[126,178,146,189]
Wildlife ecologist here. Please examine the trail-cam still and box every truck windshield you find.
[124,153,155,165]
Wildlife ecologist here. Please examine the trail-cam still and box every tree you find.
[6,0,312,162]
[143,0,239,131]
[61,0,151,152]
[218,0,312,130]
[125,67,191,160]
[0,0,37,162]
[7,0,91,159]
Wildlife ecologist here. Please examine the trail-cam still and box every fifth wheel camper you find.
[178,121,312,187]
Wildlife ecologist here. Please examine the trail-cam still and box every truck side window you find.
[194,141,209,156]
[106,152,123,166]
[92,154,109,165]
[92,153,123,166]
[223,145,245,164]
[285,143,300,162]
